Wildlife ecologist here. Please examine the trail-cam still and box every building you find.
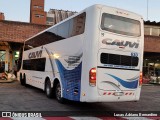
[0,20,49,73]
[0,12,5,20]
[1,0,78,75]
[46,9,77,25]
[0,0,50,75]
[30,0,46,25]
[144,21,160,80]
[30,0,76,25]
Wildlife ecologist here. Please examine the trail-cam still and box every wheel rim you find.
[56,84,61,100]
[46,83,50,95]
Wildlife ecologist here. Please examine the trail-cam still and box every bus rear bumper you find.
[80,90,139,102]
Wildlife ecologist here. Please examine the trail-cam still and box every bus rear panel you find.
[80,5,143,102]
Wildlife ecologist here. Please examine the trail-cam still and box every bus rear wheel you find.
[23,74,26,86]
[20,73,26,86]
[55,83,65,103]
[45,80,53,98]
[20,73,23,85]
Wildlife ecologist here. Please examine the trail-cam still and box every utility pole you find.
[147,0,149,20]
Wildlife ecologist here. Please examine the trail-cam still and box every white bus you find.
[19,4,144,103]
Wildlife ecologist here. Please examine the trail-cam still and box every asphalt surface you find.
[0,81,159,116]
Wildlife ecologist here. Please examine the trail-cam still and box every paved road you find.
[0,81,159,117]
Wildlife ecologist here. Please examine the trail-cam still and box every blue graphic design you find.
[106,74,138,89]
[55,59,82,101]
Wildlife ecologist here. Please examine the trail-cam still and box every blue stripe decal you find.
[106,74,138,89]
[55,59,82,101]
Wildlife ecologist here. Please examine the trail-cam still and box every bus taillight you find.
[139,72,143,86]
[89,68,96,86]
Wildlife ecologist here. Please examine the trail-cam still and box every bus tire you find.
[45,80,53,98]
[23,74,26,86]
[20,73,23,85]
[55,83,65,103]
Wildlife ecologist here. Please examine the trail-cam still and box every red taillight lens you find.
[139,72,143,86]
[89,68,96,86]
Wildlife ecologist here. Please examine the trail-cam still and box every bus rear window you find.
[101,13,141,37]
[100,53,139,67]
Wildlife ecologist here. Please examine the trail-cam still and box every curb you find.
[149,82,160,85]
[143,83,160,86]
[0,79,16,83]
[142,84,154,86]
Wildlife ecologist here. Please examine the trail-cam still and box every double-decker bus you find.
[19,4,144,103]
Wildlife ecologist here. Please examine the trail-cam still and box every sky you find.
[0,0,160,22]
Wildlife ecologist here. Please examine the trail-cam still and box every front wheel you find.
[55,83,65,103]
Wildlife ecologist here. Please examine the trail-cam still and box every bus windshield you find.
[101,13,141,37]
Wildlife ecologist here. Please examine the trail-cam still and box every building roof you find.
[48,9,77,14]
[144,20,160,26]
[0,20,50,43]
